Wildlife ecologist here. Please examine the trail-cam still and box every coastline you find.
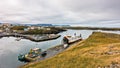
[64,26,120,31]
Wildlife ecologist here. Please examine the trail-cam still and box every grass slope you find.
[22,32,120,68]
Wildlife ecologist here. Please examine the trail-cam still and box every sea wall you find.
[0,33,61,42]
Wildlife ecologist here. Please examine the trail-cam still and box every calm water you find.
[0,30,120,68]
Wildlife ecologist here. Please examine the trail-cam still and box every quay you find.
[0,33,61,42]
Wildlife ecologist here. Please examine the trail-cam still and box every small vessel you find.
[18,48,42,62]
[15,37,21,41]
[18,54,25,61]
[63,33,82,44]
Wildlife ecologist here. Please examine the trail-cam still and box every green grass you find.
[21,32,120,68]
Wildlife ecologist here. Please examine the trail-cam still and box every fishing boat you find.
[63,34,82,48]
[18,48,42,62]
[63,33,82,44]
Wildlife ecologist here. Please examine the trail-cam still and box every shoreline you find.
[64,26,120,31]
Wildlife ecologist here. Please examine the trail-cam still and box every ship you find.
[63,33,82,48]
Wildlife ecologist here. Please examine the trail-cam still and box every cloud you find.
[0,0,120,25]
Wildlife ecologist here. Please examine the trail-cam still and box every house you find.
[1,23,12,28]
[27,26,45,30]
[24,28,29,31]
[46,28,51,30]
[0,29,3,32]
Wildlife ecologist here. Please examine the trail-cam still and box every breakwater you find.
[0,33,61,42]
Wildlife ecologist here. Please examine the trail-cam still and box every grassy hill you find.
[21,32,120,68]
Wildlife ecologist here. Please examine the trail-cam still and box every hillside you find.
[21,32,120,68]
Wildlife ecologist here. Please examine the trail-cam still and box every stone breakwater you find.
[0,33,61,42]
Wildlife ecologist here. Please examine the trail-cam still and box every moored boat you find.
[18,48,42,62]
[63,33,82,44]
[63,34,82,48]
[18,54,25,61]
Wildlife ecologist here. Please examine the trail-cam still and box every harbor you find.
[0,30,120,68]
[18,33,82,62]
[0,0,120,68]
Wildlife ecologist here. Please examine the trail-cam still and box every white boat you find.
[63,34,82,44]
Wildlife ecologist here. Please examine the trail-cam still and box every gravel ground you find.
[36,44,66,61]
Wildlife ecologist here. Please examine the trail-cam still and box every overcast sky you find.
[0,0,120,25]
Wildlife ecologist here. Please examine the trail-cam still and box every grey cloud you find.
[0,0,120,25]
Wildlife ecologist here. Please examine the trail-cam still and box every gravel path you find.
[36,44,65,61]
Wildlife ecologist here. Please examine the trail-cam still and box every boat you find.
[18,48,42,62]
[63,33,82,44]
[18,54,25,61]
[15,37,21,41]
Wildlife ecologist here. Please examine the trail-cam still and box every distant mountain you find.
[23,24,70,27]
[36,24,53,26]
[53,25,70,27]
[24,24,53,26]
[0,23,70,27]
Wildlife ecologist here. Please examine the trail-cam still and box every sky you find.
[0,0,120,27]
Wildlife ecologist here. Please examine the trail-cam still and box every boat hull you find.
[63,36,82,44]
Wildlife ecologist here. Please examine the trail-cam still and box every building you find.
[1,23,12,28]
[27,26,45,30]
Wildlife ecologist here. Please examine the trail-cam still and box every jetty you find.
[0,32,61,42]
